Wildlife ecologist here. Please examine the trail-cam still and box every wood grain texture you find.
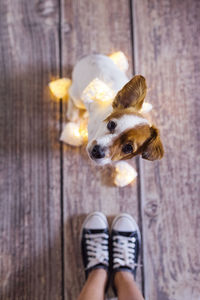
[61,1,142,299]
[0,1,62,299]
[2,1,199,299]
[133,0,200,299]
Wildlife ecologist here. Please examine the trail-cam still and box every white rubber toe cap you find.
[83,212,108,230]
[112,213,140,233]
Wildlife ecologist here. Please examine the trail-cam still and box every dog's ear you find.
[112,75,147,110]
[141,125,164,161]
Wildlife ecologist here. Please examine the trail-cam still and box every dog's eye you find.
[107,120,117,132]
[122,144,133,154]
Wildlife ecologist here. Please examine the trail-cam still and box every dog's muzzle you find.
[90,145,105,159]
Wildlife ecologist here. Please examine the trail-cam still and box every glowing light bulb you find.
[79,126,88,141]
[109,51,129,72]
[73,127,81,138]
[140,102,153,113]
[60,122,83,146]
[82,78,115,104]
[60,121,88,146]
[49,78,71,99]
[114,161,137,187]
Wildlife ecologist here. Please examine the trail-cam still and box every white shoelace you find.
[85,232,109,270]
[113,235,137,269]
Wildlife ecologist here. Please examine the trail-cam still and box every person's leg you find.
[114,271,144,300]
[78,269,107,300]
[111,213,144,300]
[77,212,109,300]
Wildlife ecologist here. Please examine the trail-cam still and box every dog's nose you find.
[91,145,105,159]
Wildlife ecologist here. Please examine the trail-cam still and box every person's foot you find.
[111,213,141,279]
[81,212,109,278]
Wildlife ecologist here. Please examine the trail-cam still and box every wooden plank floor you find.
[0,1,200,300]
[0,1,62,299]
[134,1,200,299]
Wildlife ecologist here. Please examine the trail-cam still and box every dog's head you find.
[87,75,164,165]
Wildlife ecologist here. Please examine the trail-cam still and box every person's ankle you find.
[88,268,108,282]
[114,270,134,289]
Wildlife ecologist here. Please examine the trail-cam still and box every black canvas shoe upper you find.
[81,228,109,278]
[111,229,140,278]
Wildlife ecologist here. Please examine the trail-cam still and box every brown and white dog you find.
[66,53,164,166]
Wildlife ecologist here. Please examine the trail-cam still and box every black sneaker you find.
[111,213,141,281]
[81,212,109,278]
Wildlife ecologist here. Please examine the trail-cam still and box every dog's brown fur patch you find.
[109,123,164,161]
[112,75,147,110]
[110,124,151,161]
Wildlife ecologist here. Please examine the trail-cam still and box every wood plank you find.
[61,1,142,299]
[133,0,200,299]
[0,1,62,299]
